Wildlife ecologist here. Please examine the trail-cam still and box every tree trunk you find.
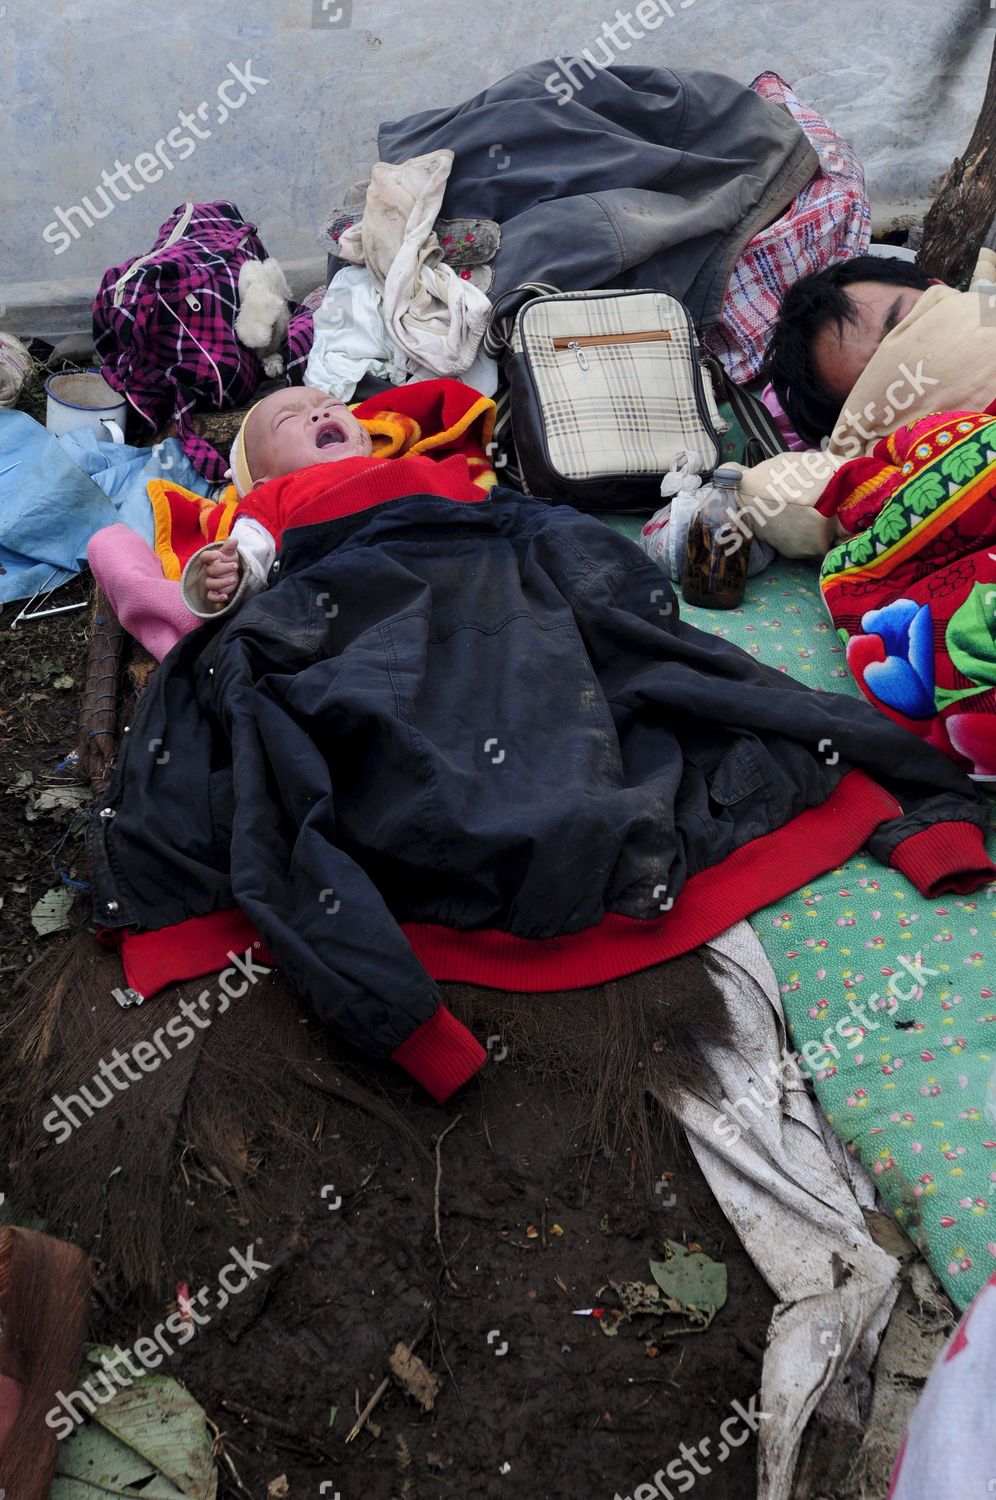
[919,35,996,286]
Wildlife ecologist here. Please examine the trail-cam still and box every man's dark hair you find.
[764,256,933,446]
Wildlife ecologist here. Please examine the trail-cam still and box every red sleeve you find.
[816,456,904,533]
[889,822,996,899]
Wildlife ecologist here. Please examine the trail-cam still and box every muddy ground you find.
[0,583,778,1500]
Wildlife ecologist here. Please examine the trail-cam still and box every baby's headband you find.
[226,400,265,497]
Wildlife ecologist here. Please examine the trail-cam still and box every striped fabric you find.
[511,290,725,484]
[93,201,314,481]
[703,72,871,385]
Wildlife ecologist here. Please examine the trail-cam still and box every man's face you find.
[244,387,373,487]
[811,281,927,403]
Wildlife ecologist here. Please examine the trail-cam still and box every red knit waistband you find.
[402,771,905,988]
[117,771,991,1002]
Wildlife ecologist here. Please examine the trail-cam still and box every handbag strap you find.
[112,202,196,307]
[704,353,788,461]
[484,281,561,357]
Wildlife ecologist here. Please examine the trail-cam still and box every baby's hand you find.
[202,537,241,607]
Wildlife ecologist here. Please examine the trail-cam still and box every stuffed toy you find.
[235,257,292,376]
[0,332,33,408]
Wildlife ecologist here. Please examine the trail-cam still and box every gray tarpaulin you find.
[4,1,992,336]
[663,923,902,1500]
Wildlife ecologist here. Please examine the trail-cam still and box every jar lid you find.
[712,465,741,487]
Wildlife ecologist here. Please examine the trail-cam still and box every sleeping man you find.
[736,246,996,555]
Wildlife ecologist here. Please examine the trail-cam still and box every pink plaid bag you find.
[703,73,871,385]
[93,201,314,480]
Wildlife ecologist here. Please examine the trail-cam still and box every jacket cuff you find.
[889,821,996,897]
[180,540,266,620]
[390,1005,487,1103]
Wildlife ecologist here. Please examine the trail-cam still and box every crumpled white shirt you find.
[305,265,410,402]
[337,149,493,380]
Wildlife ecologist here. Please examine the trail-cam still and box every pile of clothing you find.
[307,61,868,403]
[0,58,870,599]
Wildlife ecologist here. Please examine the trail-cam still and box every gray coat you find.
[379,61,818,327]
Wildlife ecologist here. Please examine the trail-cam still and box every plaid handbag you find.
[485,287,727,512]
[92,201,314,481]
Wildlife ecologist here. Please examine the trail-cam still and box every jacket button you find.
[105,900,119,913]
[99,807,116,820]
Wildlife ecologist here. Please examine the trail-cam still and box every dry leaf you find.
[30,886,74,935]
[388,1343,442,1412]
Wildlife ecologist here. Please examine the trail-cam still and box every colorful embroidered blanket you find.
[818,411,996,779]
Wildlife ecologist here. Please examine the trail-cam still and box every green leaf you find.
[904,470,946,517]
[940,439,985,487]
[845,531,875,568]
[648,1241,728,1317]
[54,1425,191,1499]
[946,583,996,689]
[53,1350,217,1500]
[874,503,907,545]
[30,886,75,935]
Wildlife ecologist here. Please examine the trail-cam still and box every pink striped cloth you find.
[703,72,871,385]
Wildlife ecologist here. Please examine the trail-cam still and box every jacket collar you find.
[275,488,512,577]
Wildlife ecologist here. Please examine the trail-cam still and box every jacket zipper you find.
[553,329,674,369]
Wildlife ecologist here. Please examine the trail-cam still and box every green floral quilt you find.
[607,525,996,1310]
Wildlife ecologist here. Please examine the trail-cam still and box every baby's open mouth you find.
[315,421,348,449]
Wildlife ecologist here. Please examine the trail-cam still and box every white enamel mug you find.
[45,371,127,443]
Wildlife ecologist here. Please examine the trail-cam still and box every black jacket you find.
[379,62,818,326]
[90,489,994,1087]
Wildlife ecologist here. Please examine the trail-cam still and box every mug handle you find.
[100,419,126,444]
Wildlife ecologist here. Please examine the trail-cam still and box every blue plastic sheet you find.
[0,410,215,604]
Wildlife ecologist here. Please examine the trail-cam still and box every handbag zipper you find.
[553,330,674,369]
[518,289,723,490]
